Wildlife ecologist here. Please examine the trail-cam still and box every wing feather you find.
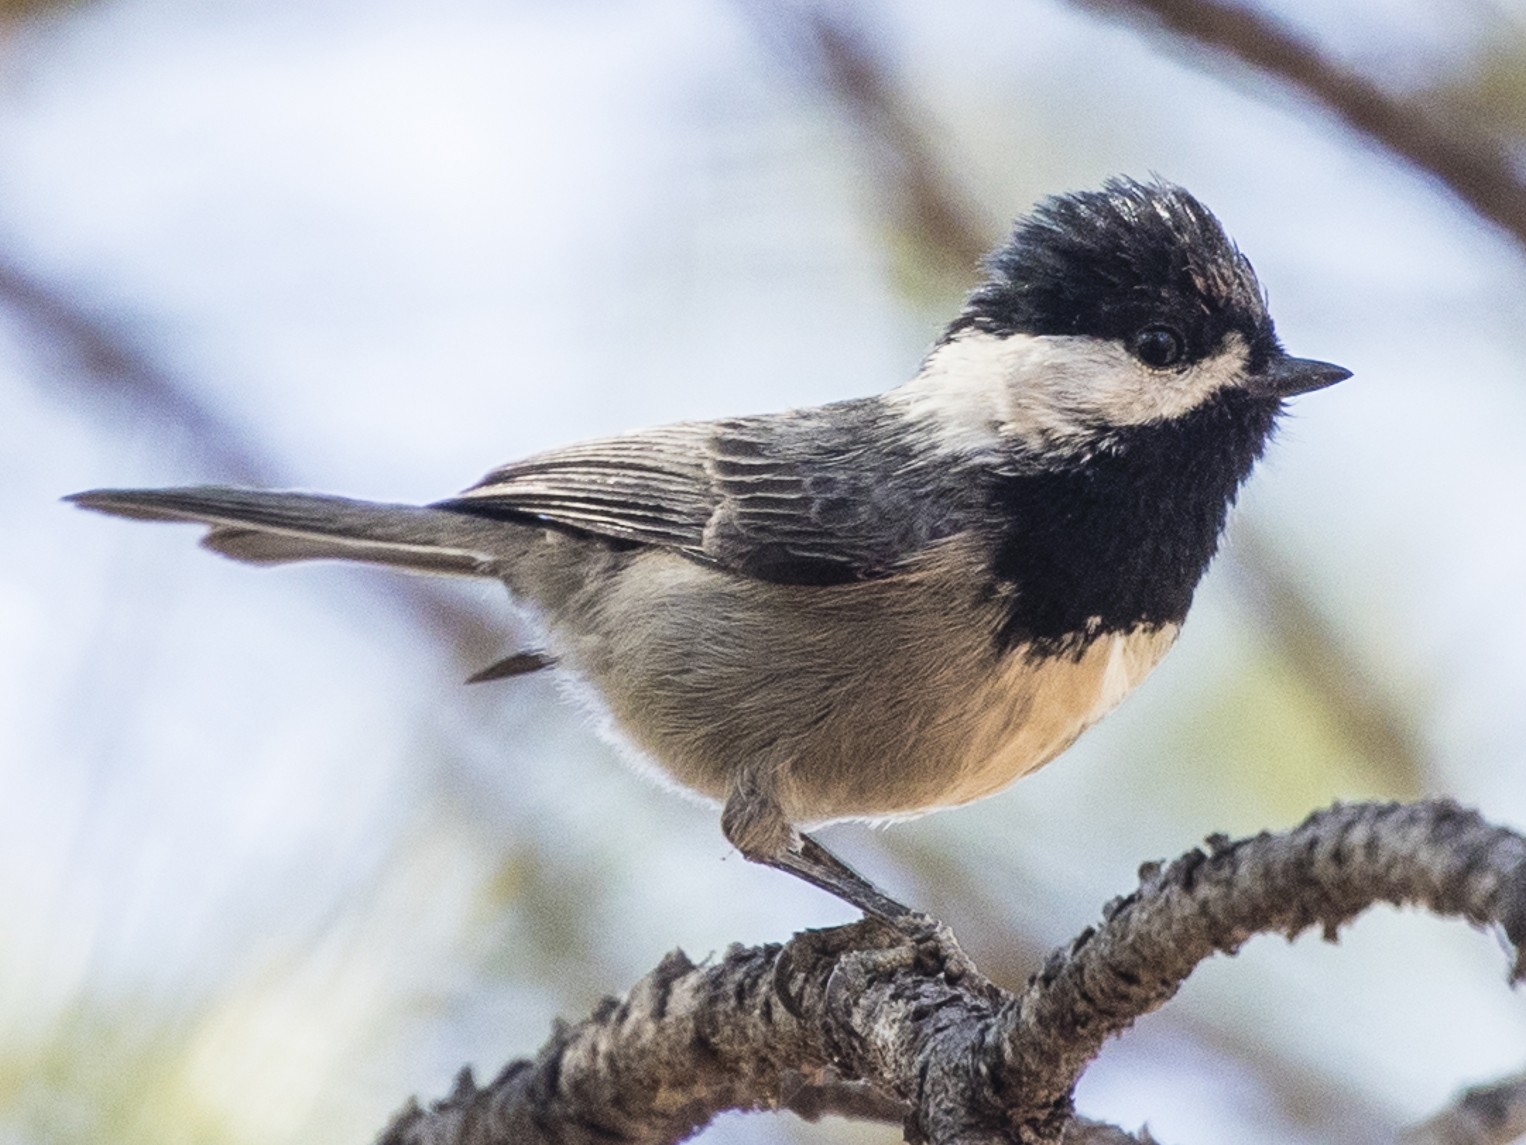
[443,423,717,553]
[438,400,978,584]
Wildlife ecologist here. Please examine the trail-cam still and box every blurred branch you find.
[1222,531,1426,794]
[378,800,1526,1145]
[1404,1071,1526,1145]
[0,247,516,669]
[742,2,995,286]
[0,251,275,485]
[1079,0,1526,254]
[0,0,88,27]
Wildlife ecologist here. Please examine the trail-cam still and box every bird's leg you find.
[774,831,916,922]
[755,825,988,985]
[721,766,912,920]
[720,769,988,986]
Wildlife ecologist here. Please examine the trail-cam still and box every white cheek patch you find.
[1082,333,1251,427]
[885,332,1026,453]
[890,330,1252,455]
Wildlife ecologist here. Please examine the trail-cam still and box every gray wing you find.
[446,422,717,554]
[441,399,975,585]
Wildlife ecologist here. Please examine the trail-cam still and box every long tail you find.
[67,486,516,576]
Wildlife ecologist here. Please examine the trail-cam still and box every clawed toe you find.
[882,913,986,988]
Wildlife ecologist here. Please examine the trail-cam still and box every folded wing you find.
[444,398,965,585]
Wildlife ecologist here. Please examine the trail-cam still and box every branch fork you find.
[379,800,1526,1145]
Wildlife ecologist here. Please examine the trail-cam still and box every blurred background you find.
[3,0,1526,1141]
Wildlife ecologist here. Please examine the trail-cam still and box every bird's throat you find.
[987,391,1280,653]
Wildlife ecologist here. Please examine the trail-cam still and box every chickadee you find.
[70,178,1348,920]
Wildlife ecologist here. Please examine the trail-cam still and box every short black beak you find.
[1248,354,1352,398]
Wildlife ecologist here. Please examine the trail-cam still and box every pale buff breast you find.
[927,623,1180,811]
[766,617,1181,827]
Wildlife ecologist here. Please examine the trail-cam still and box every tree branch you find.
[376,800,1526,1145]
[1079,0,1526,255]
[742,3,992,276]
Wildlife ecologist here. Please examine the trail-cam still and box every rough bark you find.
[377,800,1526,1145]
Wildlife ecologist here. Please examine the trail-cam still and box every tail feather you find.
[66,486,509,576]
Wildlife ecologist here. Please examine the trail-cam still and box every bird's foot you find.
[876,912,990,992]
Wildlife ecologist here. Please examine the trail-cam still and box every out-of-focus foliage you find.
[0,0,80,22]
[1398,3,1526,139]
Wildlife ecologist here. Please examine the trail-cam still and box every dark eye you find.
[1131,324,1186,368]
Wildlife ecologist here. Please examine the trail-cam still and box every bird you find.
[69,177,1349,921]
